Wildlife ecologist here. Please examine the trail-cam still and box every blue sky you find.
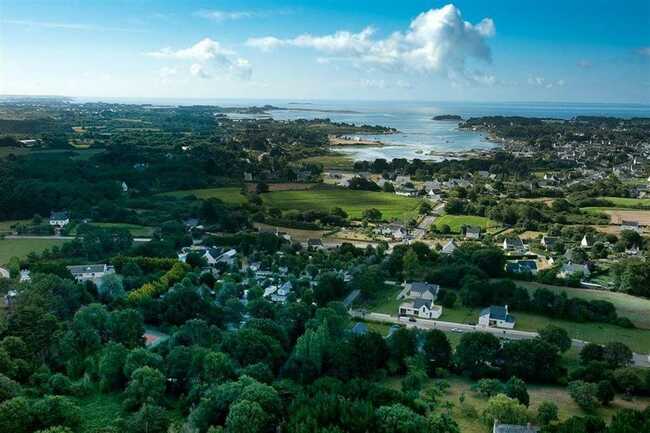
[1,0,649,103]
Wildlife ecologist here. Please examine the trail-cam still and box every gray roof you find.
[50,211,69,220]
[413,299,433,309]
[67,264,108,275]
[621,220,639,226]
[308,238,323,246]
[480,305,515,323]
[407,282,439,295]
[494,424,539,433]
[466,226,481,234]
[504,237,524,248]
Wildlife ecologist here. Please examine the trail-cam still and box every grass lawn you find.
[513,281,650,330]
[262,188,422,220]
[298,154,354,170]
[440,304,650,353]
[598,196,650,208]
[159,186,247,205]
[434,214,497,233]
[0,238,67,265]
[83,222,155,237]
[432,376,650,433]
[357,284,402,315]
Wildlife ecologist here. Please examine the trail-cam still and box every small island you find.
[432,114,463,121]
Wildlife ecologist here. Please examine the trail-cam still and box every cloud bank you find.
[246,4,495,82]
[147,38,252,79]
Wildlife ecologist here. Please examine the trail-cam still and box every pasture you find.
[434,214,497,233]
[261,188,422,220]
[0,238,67,264]
[582,207,650,226]
[598,196,650,208]
[159,187,247,205]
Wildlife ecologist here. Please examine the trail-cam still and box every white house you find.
[540,235,558,250]
[478,305,516,329]
[580,235,591,248]
[621,220,641,233]
[66,264,115,283]
[178,246,237,266]
[559,262,591,279]
[380,223,408,240]
[465,226,481,240]
[502,237,525,253]
[49,211,70,227]
[399,299,442,319]
[441,239,458,255]
[399,282,439,301]
[270,281,293,303]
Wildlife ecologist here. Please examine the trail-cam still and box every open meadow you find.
[158,187,248,205]
[582,207,650,226]
[434,214,498,232]
[261,187,422,220]
[0,238,67,265]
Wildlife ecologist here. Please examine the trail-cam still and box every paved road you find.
[351,310,650,368]
[5,235,151,242]
[414,215,437,239]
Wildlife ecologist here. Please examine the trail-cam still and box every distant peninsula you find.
[432,114,463,121]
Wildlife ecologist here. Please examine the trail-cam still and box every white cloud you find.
[528,76,565,89]
[195,8,293,22]
[159,66,177,79]
[1,19,144,32]
[195,10,254,22]
[147,38,251,80]
[246,4,495,82]
[360,79,387,89]
[395,79,412,89]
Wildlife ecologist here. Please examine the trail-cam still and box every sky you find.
[1,0,649,103]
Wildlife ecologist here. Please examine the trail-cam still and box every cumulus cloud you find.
[147,38,251,79]
[246,4,495,82]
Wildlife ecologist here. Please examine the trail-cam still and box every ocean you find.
[73,97,650,161]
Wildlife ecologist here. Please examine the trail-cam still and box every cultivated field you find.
[253,222,329,241]
[81,222,155,237]
[0,219,29,234]
[0,238,67,264]
[245,182,315,192]
[598,196,650,208]
[261,188,422,220]
[582,207,650,226]
[159,187,248,205]
[434,214,497,233]
[297,154,355,170]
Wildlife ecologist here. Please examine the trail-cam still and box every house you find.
[502,237,525,253]
[66,264,115,282]
[178,246,237,266]
[559,262,591,279]
[626,245,641,256]
[465,226,481,240]
[49,211,70,227]
[121,181,128,193]
[270,281,292,303]
[493,421,539,433]
[441,239,458,255]
[351,322,369,336]
[580,234,592,248]
[182,218,200,229]
[395,186,418,197]
[505,260,538,274]
[399,298,442,319]
[399,282,439,301]
[478,305,516,329]
[306,239,325,250]
[394,175,411,186]
[540,235,558,250]
[381,223,408,240]
[3,290,17,309]
[621,220,641,233]
[19,270,31,282]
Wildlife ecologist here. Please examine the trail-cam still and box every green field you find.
[0,238,67,265]
[434,214,497,232]
[598,196,650,208]
[74,393,123,433]
[262,188,422,220]
[514,281,650,329]
[439,304,650,353]
[159,187,247,205]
